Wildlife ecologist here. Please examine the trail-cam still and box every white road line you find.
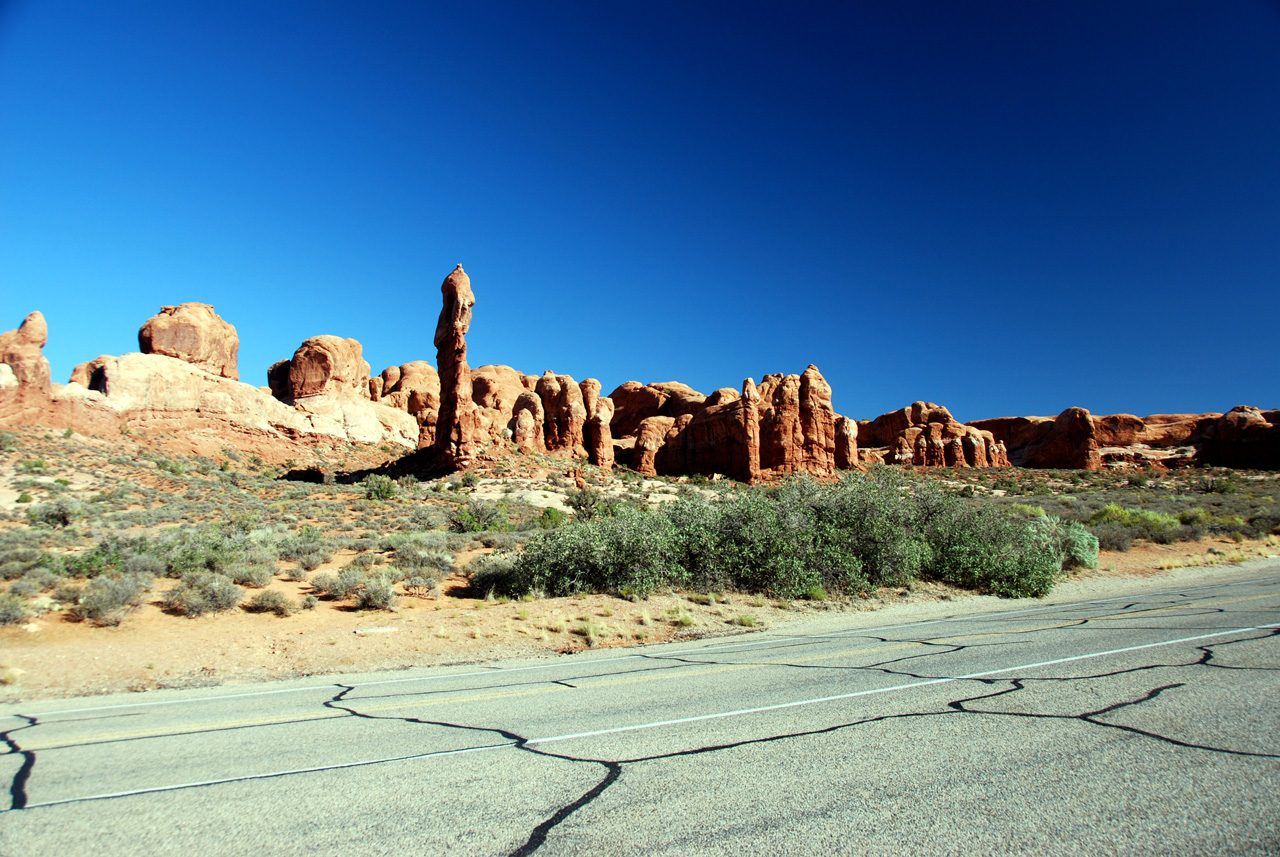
[13,741,519,810]
[11,622,1278,809]
[8,573,1278,719]
[524,621,1280,746]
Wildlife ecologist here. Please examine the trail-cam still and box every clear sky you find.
[2,1,1278,422]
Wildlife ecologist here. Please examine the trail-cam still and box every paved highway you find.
[2,564,1278,856]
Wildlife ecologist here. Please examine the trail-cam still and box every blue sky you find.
[2,1,1277,422]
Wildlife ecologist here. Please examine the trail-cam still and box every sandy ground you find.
[2,535,1276,702]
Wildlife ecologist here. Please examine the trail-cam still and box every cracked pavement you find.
[1,564,1278,856]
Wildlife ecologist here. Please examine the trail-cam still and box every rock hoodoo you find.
[432,265,484,468]
[0,312,52,398]
[138,303,239,380]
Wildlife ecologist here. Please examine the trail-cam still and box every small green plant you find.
[732,614,758,627]
[803,585,828,602]
[459,471,481,488]
[362,474,398,502]
[0,593,29,625]
[245,589,298,617]
[356,576,398,610]
[166,573,243,617]
[72,575,153,626]
[16,493,32,504]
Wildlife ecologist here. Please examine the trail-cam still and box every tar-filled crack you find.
[0,715,37,811]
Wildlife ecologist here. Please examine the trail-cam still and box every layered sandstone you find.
[138,303,239,380]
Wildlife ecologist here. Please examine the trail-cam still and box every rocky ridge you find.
[1,266,1276,474]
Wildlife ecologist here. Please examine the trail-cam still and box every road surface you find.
[2,564,1278,855]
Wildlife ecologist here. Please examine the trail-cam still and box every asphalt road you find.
[2,564,1278,856]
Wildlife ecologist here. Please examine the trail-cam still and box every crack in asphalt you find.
[1,595,1276,856]
[0,716,36,811]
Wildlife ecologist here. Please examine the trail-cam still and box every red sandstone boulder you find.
[138,303,239,380]
[607,380,709,439]
[281,335,371,400]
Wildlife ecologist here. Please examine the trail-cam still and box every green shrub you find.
[355,575,397,610]
[26,499,84,529]
[166,573,243,616]
[1091,522,1132,552]
[459,471,481,488]
[538,507,567,529]
[228,563,275,588]
[362,474,398,502]
[72,575,152,626]
[1030,515,1099,571]
[245,589,297,616]
[0,593,28,625]
[449,500,506,533]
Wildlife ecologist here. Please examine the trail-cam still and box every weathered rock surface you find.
[536,371,588,457]
[511,391,546,455]
[860,401,1007,468]
[756,365,843,476]
[378,361,441,447]
[583,382,614,470]
[138,303,239,380]
[432,265,484,468]
[972,407,1279,470]
[60,352,416,450]
[278,335,371,401]
[608,381,709,439]
[0,311,51,402]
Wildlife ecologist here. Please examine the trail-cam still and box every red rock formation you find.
[380,361,441,448]
[280,335,372,400]
[835,416,859,471]
[535,371,588,457]
[632,416,677,476]
[433,265,484,468]
[755,366,840,476]
[861,401,1005,468]
[607,381,709,438]
[0,312,53,423]
[138,303,239,380]
[1201,406,1280,470]
[0,312,51,398]
[511,391,546,455]
[586,392,615,471]
[650,378,762,482]
[970,407,1101,470]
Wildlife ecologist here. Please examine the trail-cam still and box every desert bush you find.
[26,499,84,529]
[72,575,152,626]
[1029,515,1099,572]
[408,506,445,529]
[121,552,166,578]
[166,573,243,616]
[538,507,566,529]
[355,575,397,610]
[362,474,398,502]
[467,552,525,599]
[1090,522,1132,552]
[0,593,28,625]
[228,563,276,588]
[245,589,297,617]
[449,500,506,533]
